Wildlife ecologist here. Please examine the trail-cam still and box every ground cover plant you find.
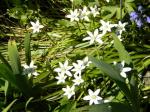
[0,0,150,111]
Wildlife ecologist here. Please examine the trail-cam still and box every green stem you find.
[77,91,84,101]
[76,21,81,32]
[120,0,123,20]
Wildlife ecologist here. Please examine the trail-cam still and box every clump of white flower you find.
[79,6,90,21]
[30,20,44,33]
[22,61,39,77]
[66,5,100,22]
[66,9,79,22]
[83,89,103,105]
[83,57,92,67]
[116,21,127,41]
[54,57,92,100]
[90,5,99,17]
[83,29,104,45]
[62,85,75,99]
[55,73,67,84]
[54,60,73,77]
[71,60,86,77]
[120,61,132,78]
[72,75,84,86]
[114,61,132,78]
[99,20,116,35]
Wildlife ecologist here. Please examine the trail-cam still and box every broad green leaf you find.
[73,0,82,6]
[89,56,124,82]
[0,52,11,70]
[125,0,135,3]
[101,6,117,20]
[2,99,17,112]
[89,102,132,112]
[0,64,17,87]
[8,40,21,74]
[24,33,31,65]
[89,103,111,112]
[59,101,76,112]
[15,73,32,97]
[112,33,131,64]
[89,57,132,104]
[129,75,140,112]
[125,2,135,13]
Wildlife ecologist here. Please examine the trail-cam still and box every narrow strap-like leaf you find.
[24,33,31,65]
[2,99,17,112]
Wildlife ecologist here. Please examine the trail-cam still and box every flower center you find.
[91,95,97,99]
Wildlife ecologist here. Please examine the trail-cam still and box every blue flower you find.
[135,19,143,27]
[138,5,144,13]
[146,16,150,23]
[130,11,138,21]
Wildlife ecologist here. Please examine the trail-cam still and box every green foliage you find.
[8,40,22,74]
[89,56,140,112]
[0,0,149,111]
[112,33,131,64]
[24,33,31,65]
[2,99,17,112]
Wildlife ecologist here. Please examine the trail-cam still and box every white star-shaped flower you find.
[30,20,44,33]
[66,9,79,22]
[83,29,104,45]
[79,6,90,21]
[117,21,127,36]
[83,57,92,67]
[90,5,99,17]
[72,75,84,86]
[106,0,110,2]
[71,60,86,77]
[99,20,115,34]
[54,60,73,77]
[62,85,75,99]
[22,61,39,77]
[120,61,132,78]
[83,89,103,105]
[55,73,67,84]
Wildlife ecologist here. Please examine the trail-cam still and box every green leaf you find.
[101,6,117,20]
[0,64,17,87]
[8,40,22,74]
[125,2,135,13]
[2,99,17,112]
[25,97,34,111]
[89,56,124,82]
[59,101,76,112]
[73,0,82,6]
[112,33,131,64]
[89,57,132,104]
[125,0,135,3]
[89,102,132,112]
[89,103,111,112]
[24,33,31,65]
[129,75,140,112]
[8,40,32,97]
[4,81,9,98]
[0,52,11,70]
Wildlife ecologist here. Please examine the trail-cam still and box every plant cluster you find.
[0,0,150,112]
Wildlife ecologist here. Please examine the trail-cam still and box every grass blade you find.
[24,33,31,65]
